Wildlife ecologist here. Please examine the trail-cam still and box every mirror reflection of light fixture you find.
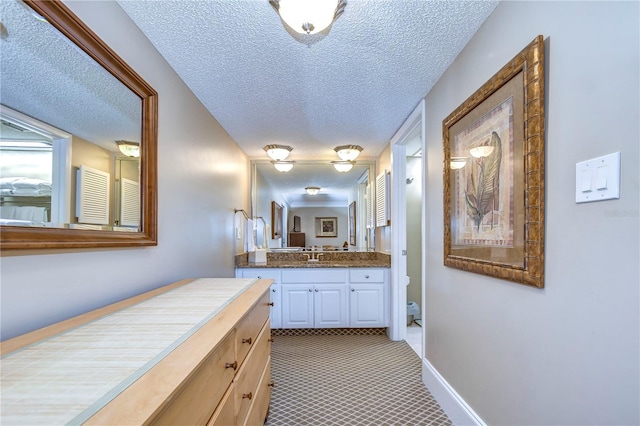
[469,145,494,158]
[272,160,295,172]
[450,157,467,170]
[264,144,292,161]
[269,0,347,35]
[305,186,320,195]
[332,160,354,172]
[116,140,140,158]
[334,144,362,161]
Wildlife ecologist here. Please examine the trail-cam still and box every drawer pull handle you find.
[365,275,370,279]
[225,361,237,370]
[268,381,275,388]
[314,288,318,292]
[243,392,253,400]
[308,288,312,292]
[258,276,262,279]
[268,337,274,343]
[267,302,275,306]
[242,337,252,345]
[351,288,355,292]
[272,288,276,292]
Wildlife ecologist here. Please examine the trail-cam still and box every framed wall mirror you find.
[0,0,158,250]
[251,160,375,251]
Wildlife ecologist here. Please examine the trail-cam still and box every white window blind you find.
[76,165,110,225]
[376,170,390,227]
[120,178,140,227]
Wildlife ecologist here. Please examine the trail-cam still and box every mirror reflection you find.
[0,0,141,232]
[251,160,375,252]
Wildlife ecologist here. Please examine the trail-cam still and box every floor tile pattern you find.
[272,328,386,337]
[267,333,452,426]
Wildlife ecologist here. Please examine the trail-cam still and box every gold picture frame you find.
[271,201,283,239]
[443,35,545,288]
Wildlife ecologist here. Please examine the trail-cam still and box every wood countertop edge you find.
[0,278,196,356]
[84,278,273,425]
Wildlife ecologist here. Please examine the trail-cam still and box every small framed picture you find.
[315,217,337,238]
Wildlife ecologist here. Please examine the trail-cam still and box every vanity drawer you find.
[151,331,236,425]
[236,290,270,365]
[282,269,346,283]
[235,323,271,425]
[241,269,280,283]
[349,269,385,283]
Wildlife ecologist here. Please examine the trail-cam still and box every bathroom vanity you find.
[235,251,391,330]
[1,278,273,426]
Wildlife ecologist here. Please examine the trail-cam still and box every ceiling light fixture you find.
[469,145,494,158]
[450,157,467,170]
[269,0,347,35]
[305,186,320,195]
[264,144,292,161]
[334,144,362,161]
[332,160,354,173]
[116,140,140,158]
[272,160,295,172]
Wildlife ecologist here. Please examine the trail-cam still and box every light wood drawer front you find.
[236,291,270,365]
[207,384,235,426]
[243,357,272,426]
[235,322,271,425]
[151,331,236,425]
[349,269,385,283]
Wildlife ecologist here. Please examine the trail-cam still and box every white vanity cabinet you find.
[237,267,388,329]
[237,268,281,329]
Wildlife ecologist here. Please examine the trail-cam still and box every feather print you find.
[465,131,502,230]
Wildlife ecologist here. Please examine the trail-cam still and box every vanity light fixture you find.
[332,160,354,173]
[334,144,362,161]
[264,144,292,161]
[272,160,295,172]
[305,186,320,195]
[116,140,140,158]
[269,0,347,35]
[450,157,467,170]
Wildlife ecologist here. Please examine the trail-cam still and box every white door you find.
[349,284,384,327]
[314,284,348,328]
[281,284,314,328]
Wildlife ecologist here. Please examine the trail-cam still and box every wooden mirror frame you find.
[0,0,158,250]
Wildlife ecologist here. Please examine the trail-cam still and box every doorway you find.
[390,101,425,355]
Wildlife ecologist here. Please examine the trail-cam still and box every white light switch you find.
[575,152,620,203]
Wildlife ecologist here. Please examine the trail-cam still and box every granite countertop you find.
[235,251,391,269]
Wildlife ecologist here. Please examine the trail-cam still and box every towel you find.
[246,219,256,252]
[262,223,271,249]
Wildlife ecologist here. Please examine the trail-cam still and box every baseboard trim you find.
[422,358,486,426]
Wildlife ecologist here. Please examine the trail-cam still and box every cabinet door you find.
[349,284,385,327]
[314,284,348,328]
[269,284,282,329]
[281,285,314,328]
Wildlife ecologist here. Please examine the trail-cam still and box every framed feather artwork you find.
[443,35,545,288]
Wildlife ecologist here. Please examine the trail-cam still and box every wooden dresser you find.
[0,278,273,425]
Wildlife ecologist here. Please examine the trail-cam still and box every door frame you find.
[389,100,425,342]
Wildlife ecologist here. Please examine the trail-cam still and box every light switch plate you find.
[575,152,620,203]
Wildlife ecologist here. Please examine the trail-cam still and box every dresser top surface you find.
[1,278,259,425]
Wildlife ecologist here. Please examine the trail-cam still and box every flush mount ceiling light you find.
[469,145,494,158]
[116,140,140,158]
[334,144,362,161]
[332,160,354,173]
[272,160,295,172]
[269,0,347,35]
[264,144,292,161]
[305,186,320,195]
[450,157,467,170]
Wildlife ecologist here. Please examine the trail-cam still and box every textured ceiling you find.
[117,0,498,161]
[0,0,140,152]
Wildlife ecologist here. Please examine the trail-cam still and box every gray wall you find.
[423,1,639,424]
[406,156,422,309]
[0,1,250,340]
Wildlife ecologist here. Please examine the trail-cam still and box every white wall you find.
[423,1,639,424]
[288,206,348,248]
[405,156,422,307]
[0,1,250,340]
